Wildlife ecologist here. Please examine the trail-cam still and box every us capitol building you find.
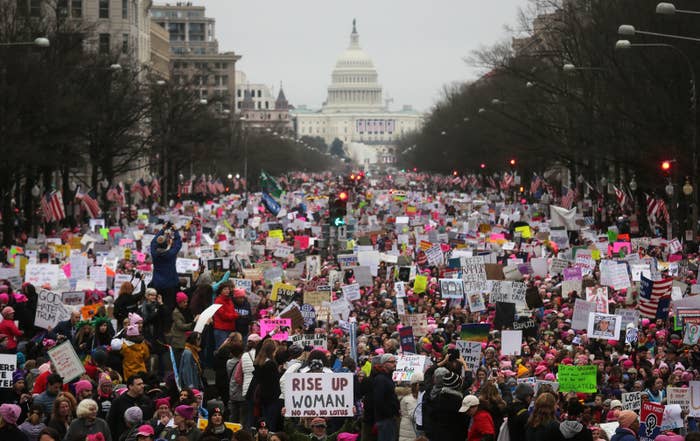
[292,20,423,166]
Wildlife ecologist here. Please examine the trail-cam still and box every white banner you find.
[284,373,353,417]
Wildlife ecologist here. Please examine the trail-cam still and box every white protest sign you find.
[0,354,17,388]
[113,273,132,290]
[462,256,487,294]
[618,309,640,329]
[395,281,406,298]
[290,333,328,349]
[684,323,700,345]
[667,387,690,413]
[392,354,427,383]
[621,391,641,411]
[689,381,700,417]
[574,255,595,276]
[587,312,622,341]
[660,404,684,431]
[35,289,72,330]
[586,287,609,314]
[176,258,199,273]
[194,304,222,333]
[572,299,597,330]
[69,255,88,280]
[284,373,353,417]
[341,283,361,302]
[25,263,60,288]
[274,244,294,259]
[61,291,85,307]
[48,341,85,383]
[455,341,481,372]
[501,330,522,355]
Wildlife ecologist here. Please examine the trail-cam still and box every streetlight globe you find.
[478,108,486,114]
[199,99,207,105]
[491,98,501,105]
[683,178,693,196]
[110,64,122,71]
[34,37,50,47]
[615,40,632,50]
[656,2,677,15]
[618,24,636,36]
[235,174,240,180]
[31,185,41,197]
[563,63,576,72]
[526,81,535,88]
[440,130,447,136]
[666,183,674,196]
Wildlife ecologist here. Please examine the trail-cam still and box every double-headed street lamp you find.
[656,2,700,15]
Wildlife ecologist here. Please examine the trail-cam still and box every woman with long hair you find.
[113,281,144,331]
[398,372,423,441]
[47,393,77,441]
[252,339,281,431]
[179,332,204,390]
[479,383,506,439]
[525,392,560,441]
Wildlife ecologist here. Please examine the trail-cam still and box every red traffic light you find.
[509,159,516,166]
[480,163,486,169]
[661,161,671,171]
[453,171,458,176]
[338,191,348,201]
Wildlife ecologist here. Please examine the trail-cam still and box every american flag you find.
[75,186,102,219]
[178,180,192,195]
[194,177,207,194]
[106,184,126,207]
[614,185,629,210]
[500,172,514,190]
[150,178,161,200]
[646,194,670,225]
[40,191,65,222]
[486,176,497,189]
[530,175,542,194]
[214,178,225,193]
[207,178,218,194]
[639,275,672,318]
[560,185,575,209]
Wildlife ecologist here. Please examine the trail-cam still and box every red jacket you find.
[213,295,238,331]
[468,409,495,441]
[0,319,23,351]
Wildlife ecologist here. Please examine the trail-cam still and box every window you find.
[71,0,82,16]
[221,63,228,69]
[237,102,241,109]
[168,23,185,41]
[122,0,127,19]
[98,0,109,18]
[122,33,128,53]
[58,0,68,16]
[264,101,269,109]
[257,90,261,98]
[189,23,205,41]
[30,0,41,17]
[237,89,241,97]
[98,33,110,54]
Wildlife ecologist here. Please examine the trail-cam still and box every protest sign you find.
[621,391,641,411]
[588,313,622,340]
[303,291,331,308]
[61,291,85,306]
[175,258,199,273]
[392,354,426,383]
[260,318,292,340]
[194,304,222,333]
[618,309,640,329]
[513,317,538,339]
[48,341,85,383]
[439,278,464,299]
[0,354,17,388]
[586,287,609,314]
[690,381,700,417]
[639,401,664,441]
[462,256,487,294]
[341,283,361,302]
[666,387,689,413]
[284,373,353,417]
[25,263,60,288]
[233,278,253,292]
[290,333,328,349]
[460,324,490,342]
[572,299,597,330]
[684,323,700,345]
[395,281,406,298]
[271,282,296,302]
[455,341,481,372]
[399,326,416,353]
[558,365,597,393]
[660,404,683,431]
[35,289,72,330]
[401,313,428,336]
[501,330,522,355]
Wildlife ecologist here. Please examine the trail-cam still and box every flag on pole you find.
[560,186,575,209]
[75,186,102,219]
[530,175,542,194]
[40,193,54,222]
[260,170,284,199]
[613,185,628,210]
[150,178,161,200]
[638,275,672,318]
[50,191,65,221]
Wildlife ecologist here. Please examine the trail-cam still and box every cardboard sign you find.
[341,283,361,302]
[558,365,597,393]
[48,341,85,383]
[392,354,426,383]
[439,278,464,299]
[621,391,641,411]
[61,291,85,306]
[0,354,17,388]
[35,289,72,330]
[303,291,331,308]
[290,333,328,349]
[666,387,690,413]
[25,263,61,288]
[283,373,353,417]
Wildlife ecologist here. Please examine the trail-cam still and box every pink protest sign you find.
[260,318,292,341]
[613,242,631,254]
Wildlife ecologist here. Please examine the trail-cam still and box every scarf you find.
[185,343,202,375]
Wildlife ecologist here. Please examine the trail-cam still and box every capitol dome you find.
[323,20,384,113]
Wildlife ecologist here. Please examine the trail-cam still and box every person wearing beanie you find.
[213,281,238,349]
[73,380,94,402]
[113,280,145,332]
[505,383,535,441]
[232,288,252,339]
[113,323,150,381]
[283,415,355,441]
[202,406,233,441]
[150,397,172,435]
[119,406,144,441]
[0,306,23,352]
[370,353,400,441]
[95,374,115,420]
[18,405,46,441]
[150,222,182,327]
[171,292,198,369]
[610,410,639,441]
[65,399,111,441]
[559,398,593,441]
[0,403,26,441]
[0,370,31,425]
[423,367,463,441]
[161,404,201,441]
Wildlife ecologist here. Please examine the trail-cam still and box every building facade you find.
[292,20,423,165]
[151,2,240,111]
[149,21,170,79]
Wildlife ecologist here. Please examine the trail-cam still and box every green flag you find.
[259,170,283,199]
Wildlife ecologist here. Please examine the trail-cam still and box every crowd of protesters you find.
[0,170,698,441]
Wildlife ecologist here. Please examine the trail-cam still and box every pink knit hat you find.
[74,380,93,396]
[176,292,188,303]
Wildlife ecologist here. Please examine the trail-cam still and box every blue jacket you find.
[611,427,638,441]
[150,230,182,289]
[179,347,203,390]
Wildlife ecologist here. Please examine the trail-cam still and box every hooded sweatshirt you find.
[559,420,593,441]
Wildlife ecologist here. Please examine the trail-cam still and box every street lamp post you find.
[616,39,697,239]
[0,37,50,47]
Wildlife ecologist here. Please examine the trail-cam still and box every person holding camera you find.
[150,221,182,327]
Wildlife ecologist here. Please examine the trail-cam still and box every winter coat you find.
[65,417,112,441]
[610,427,638,441]
[150,230,182,290]
[429,387,465,441]
[213,295,237,332]
[506,401,530,441]
[0,318,23,350]
[399,393,419,441]
[170,307,194,350]
[241,349,256,397]
[227,356,243,402]
[118,338,150,380]
[468,409,495,441]
[373,371,400,422]
[526,420,561,441]
[233,298,252,334]
[253,359,281,404]
[180,347,203,390]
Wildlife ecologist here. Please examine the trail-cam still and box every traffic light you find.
[330,191,348,226]
[509,159,516,166]
[661,160,671,172]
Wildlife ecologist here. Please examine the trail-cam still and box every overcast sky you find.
[201,0,531,112]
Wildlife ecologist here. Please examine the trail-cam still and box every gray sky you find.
[203,0,531,112]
